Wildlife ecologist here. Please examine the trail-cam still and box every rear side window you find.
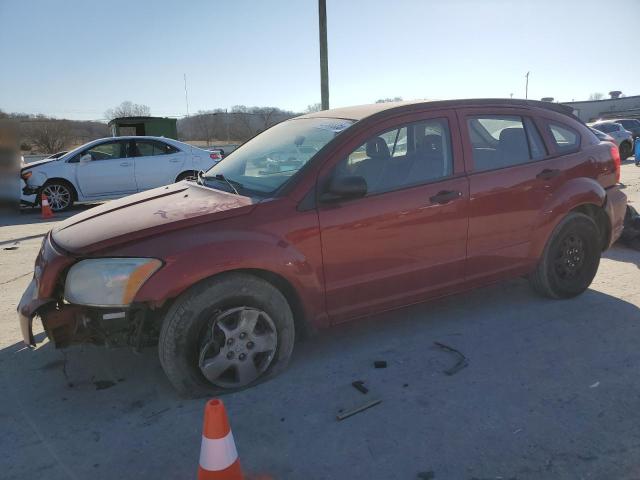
[157,142,180,154]
[548,123,580,153]
[467,115,547,172]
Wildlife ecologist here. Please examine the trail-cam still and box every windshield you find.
[203,117,354,195]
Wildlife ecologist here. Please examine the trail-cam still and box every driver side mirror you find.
[79,153,92,164]
[321,175,367,202]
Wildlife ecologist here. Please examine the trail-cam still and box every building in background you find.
[563,92,640,123]
[109,116,178,139]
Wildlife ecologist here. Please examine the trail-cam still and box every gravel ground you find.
[1,160,639,480]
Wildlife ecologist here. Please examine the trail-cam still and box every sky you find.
[1,0,638,121]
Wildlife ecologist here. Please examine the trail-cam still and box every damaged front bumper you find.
[17,235,159,348]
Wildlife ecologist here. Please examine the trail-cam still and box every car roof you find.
[297,98,575,121]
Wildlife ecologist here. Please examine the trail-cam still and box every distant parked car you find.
[590,122,634,160]
[606,118,640,141]
[20,136,219,211]
[589,127,616,143]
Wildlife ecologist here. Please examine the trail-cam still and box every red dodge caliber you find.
[18,99,627,396]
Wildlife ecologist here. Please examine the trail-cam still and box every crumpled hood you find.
[21,158,56,171]
[52,182,257,254]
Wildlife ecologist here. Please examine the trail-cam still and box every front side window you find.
[467,115,546,172]
[334,118,453,196]
[548,123,580,153]
[204,118,354,195]
[84,141,123,161]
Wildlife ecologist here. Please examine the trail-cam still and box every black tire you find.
[620,141,632,161]
[529,212,601,299]
[176,170,198,182]
[41,180,74,212]
[158,272,295,397]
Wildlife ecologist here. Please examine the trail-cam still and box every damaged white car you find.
[21,136,220,211]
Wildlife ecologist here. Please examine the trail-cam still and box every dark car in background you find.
[19,99,627,397]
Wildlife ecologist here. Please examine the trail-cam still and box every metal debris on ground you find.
[336,399,382,421]
[373,360,387,368]
[351,380,369,394]
[433,341,469,376]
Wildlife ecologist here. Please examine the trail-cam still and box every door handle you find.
[120,162,130,167]
[169,159,181,163]
[536,168,560,180]
[430,190,462,205]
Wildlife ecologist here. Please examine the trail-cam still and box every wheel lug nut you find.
[226,351,234,359]
[239,332,247,339]
[239,353,246,361]
[227,338,234,346]
[247,341,254,350]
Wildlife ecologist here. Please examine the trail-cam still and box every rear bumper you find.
[604,185,627,247]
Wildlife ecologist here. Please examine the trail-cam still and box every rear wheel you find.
[529,213,601,299]
[176,170,198,182]
[158,273,295,397]
[620,141,632,160]
[41,181,74,212]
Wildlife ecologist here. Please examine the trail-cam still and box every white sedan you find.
[21,136,221,211]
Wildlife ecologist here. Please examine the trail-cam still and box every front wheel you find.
[41,181,74,212]
[529,212,601,299]
[158,273,295,397]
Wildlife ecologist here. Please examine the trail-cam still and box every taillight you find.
[209,152,221,161]
[610,144,621,183]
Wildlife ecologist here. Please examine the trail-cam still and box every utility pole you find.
[525,71,530,99]
[184,73,190,117]
[318,0,329,110]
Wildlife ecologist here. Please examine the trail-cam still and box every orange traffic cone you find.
[41,194,54,219]
[198,399,243,480]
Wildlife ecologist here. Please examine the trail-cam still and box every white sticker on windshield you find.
[315,120,353,133]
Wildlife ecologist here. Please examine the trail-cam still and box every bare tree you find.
[104,101,151,120]
[375,97,403,103]
[28,120,73,153]
[305,103,322,113]
[588,92,604,101]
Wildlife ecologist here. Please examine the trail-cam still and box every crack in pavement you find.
[0,271,33,285]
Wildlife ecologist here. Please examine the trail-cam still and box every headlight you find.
[64,258,162,307]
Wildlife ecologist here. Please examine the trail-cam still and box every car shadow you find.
[605,243,640,268]
[2,278,640,479]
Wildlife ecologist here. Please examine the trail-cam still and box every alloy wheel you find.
[199,307,278,388]
[42,184,71,211]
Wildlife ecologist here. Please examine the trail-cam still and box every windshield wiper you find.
[213,173,239,195]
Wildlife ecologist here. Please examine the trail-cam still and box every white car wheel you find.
[41,182,73,212]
